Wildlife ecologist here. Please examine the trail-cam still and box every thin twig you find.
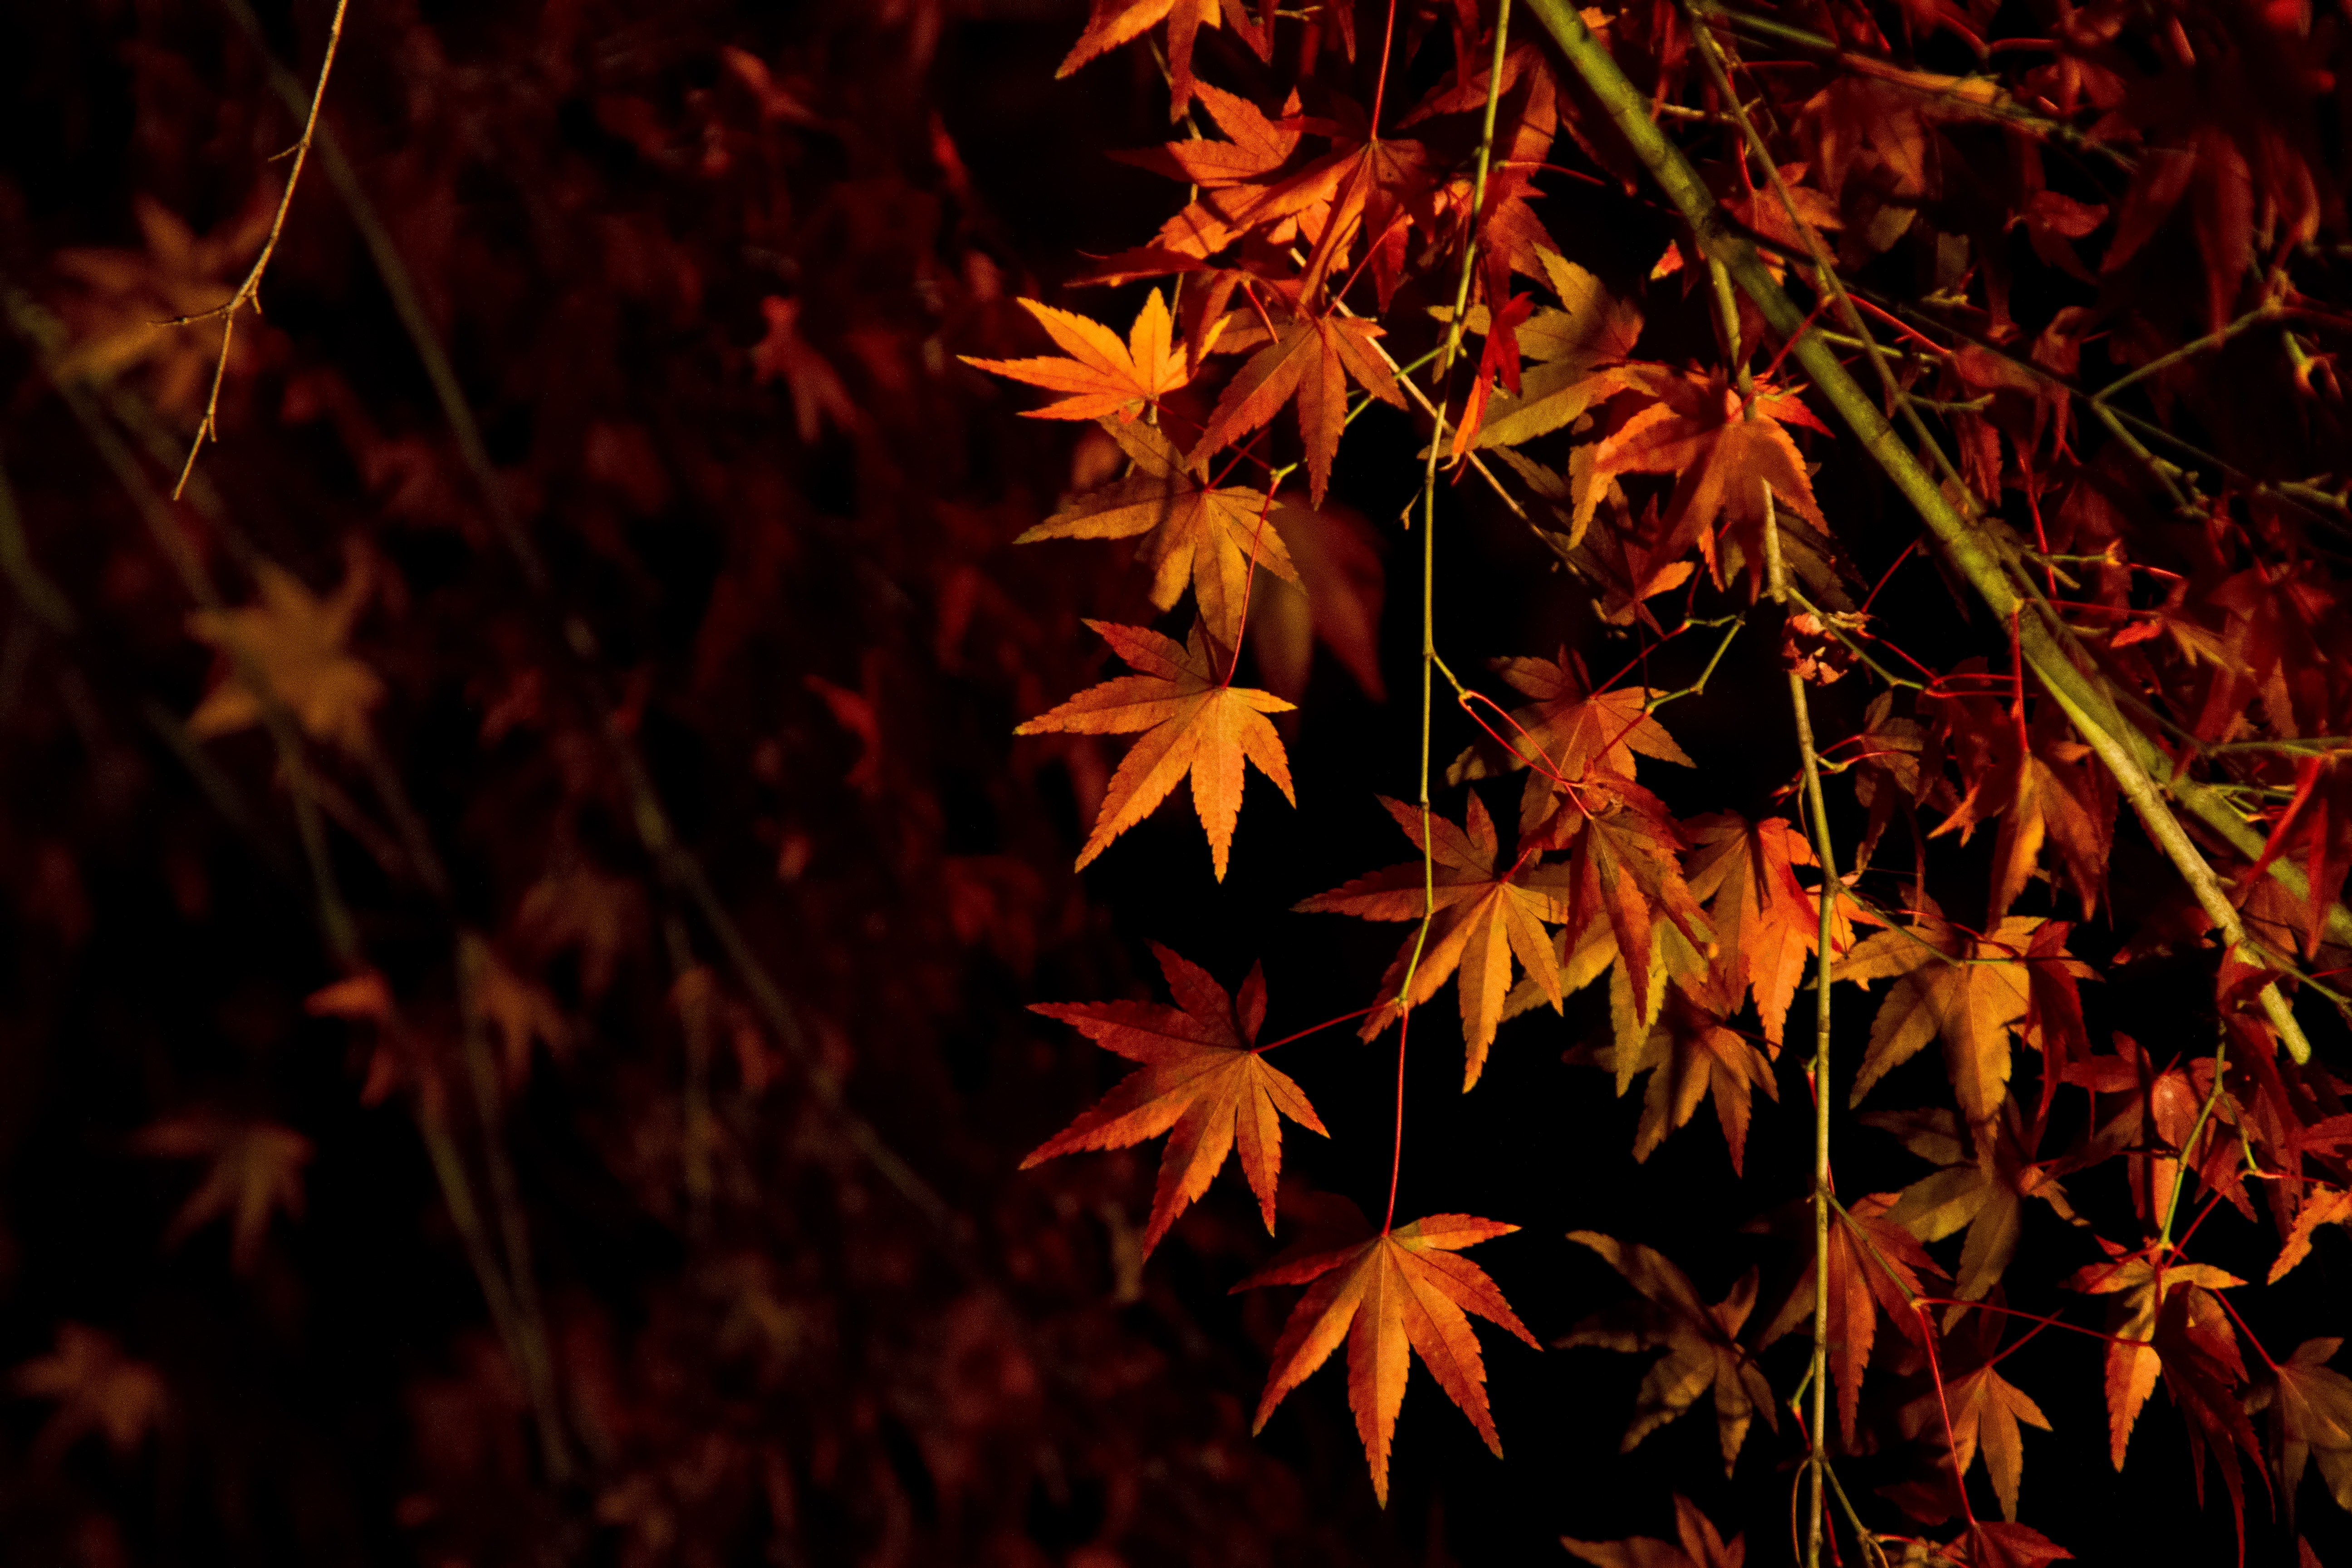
[1768,489,1839,1568]
[171,0,349,498]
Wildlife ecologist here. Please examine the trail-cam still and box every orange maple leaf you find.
[1574,986,1778,1174]
[132,1111,312,1271]
[1838,902,2089,1130]
[1236,1212,1537,1505]
[1561,1494,1744,1568]
[1562,1231,1777,1472]
[187,555,383,756]
[1054,0,1269,118]
[12,1324,167,1460]
[1293,792,1573,1088]
[1577,368,1836,595]
[1016,619,1294,880]
[2269,1186,2352,1284]
[1447,648,1692,832]
[1866,1103,2078,1307]
[1468,252,1645,452]
[1683,812,1841,1047]
[1901,1309,2053,1523]
[2062,1245,2245,1470]
[961,289,1195,423]
[1022,943,1325,1256]
[2251,1337,2352,1519]
[1189,299,1406,506]
[1928,689,2115,920]
[1754,1190,1942,1446]
[1555,786,1715,1012]
[1017,420,1297,648]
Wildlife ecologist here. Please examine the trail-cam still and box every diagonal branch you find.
[1526,0,2319,1064]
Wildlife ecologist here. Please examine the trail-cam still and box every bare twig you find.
[170,0,349,499]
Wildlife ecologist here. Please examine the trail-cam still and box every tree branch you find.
[1526,0,2319,1064]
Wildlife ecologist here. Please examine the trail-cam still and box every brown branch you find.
[170,0,348,499]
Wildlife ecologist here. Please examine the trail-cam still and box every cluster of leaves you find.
[971,0,2352,1561]
[3,0,2352,1563]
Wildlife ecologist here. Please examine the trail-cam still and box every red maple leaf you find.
[1024,943,1325,1255]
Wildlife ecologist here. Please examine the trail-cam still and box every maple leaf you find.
[1447,648,1691,819]
[1563,1231,1776,1472]
[1575,986,1778,1174]
[1904,1308,2052,1522]
[12,1324,167,1460]
[1561,1494,1745,1568]
[52,188,274,420]
[2235,754,2352,962]
[1940,1521,2075,1568]
[1683,812,1838,1046]
[466,934,569,1088]
[1838,905,2088,1131]
[960,290,1195,423]
[1293,792,1573,1087]
[1022,943,1325,1255]
[1927,691,2115,920]
[1845,689,1926,874]
[2269,1186,2352,1284]
[1556,787,1714,1012]
[1016,619,1294,880]
[187,556,383,756]
[1017,419,1297,648]
[2149,1273,2264,1546]
[1755,1191,1942,1446]
[2252,1337,2352,1519]
[1469,252,1645,451]
[1119,81,1299,191]
[1054,0,1268,119]
[132,1111,312,1271]
[1576,367,1837,595]
[1188,300,1406,506]
[516,863,646,1000]
[1866,1104,2077,1307]
[2062,1245,2245,1470]
[1237,1212,1538,1505]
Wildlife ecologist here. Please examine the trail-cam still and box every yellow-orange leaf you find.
[1018,420,1297,648]
[1294,792,1573,1088]
[1015,619,1294,880]
[1237,1213,1536,1506]
[132,1111,312,1272]
[187,557,382,756]
[1562,1230,1777,1473]
[962,289,1193,421]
